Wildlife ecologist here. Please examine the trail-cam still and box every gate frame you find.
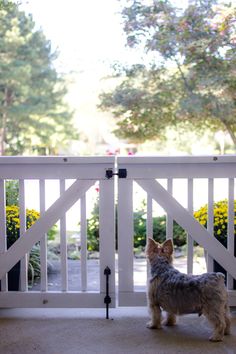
[117,156,236,307]
[0,156,116,309]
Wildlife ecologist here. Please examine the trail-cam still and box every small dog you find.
[146,238,231,341]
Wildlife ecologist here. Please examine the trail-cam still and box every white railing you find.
[0,155,236,309]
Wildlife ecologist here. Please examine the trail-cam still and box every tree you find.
[99,0,236,147]
[0,1,78,155]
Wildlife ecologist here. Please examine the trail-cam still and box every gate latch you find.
[105,168,127,179]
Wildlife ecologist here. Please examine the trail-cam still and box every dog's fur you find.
[146,238,231,341]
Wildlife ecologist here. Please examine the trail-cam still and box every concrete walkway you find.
[0,307,235,354]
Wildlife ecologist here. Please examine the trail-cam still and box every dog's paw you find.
[209,334,223,342]
[146,321,162,329]
[162,319,176,327]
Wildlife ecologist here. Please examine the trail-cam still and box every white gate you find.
[1,155,236,310]
[0,157,115,309]
[117,156,236,307]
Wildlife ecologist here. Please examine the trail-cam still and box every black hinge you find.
[105,168,127,179]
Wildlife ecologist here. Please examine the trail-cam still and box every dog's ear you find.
[162,239,173,256]
[146,237,158,257]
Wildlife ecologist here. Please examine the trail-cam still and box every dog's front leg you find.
[147,303,162,329]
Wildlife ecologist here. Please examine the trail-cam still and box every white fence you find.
[0,155,236,310]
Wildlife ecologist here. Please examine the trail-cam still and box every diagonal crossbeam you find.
[0,179,94,279]
[137,179,236,279]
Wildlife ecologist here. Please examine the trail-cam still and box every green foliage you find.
[86,200,100,251]
[133,210,186,249]
[6,180,19,205]
[28,244,40,286]
[194,199,235,246]
[5,204,57,284]
[86,198,186,252]
[0,2,78,155]
[6,205,40,247]
[99,0,236,147]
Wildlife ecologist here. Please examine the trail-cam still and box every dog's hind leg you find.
[163,312,177,326]
[204,308,225,342]
[224,302,231,335]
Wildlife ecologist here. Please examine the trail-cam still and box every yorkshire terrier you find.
[146,238,231,341]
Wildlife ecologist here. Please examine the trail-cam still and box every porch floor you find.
[0,307,235,354]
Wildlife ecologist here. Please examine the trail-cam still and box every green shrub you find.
[194,199,235,246]
[86,200,100,251]
[6,180,19,206]
[86,199,187,252]
[133,209,186,249]
[5,204,57,284]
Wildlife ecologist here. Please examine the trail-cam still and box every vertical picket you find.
[80,193,87,292]
[19,179,28,291]
[146,194,153,239]
[146,194,153,282]
[39,179,47,291]
[60,179,68,292]
[0,179,7,291]
[187,178,194,274]
[118,179,134,296]
[207,178,214,272]
[166,178,173,240]
[227,178,234,290]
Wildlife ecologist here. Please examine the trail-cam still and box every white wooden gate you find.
[0,157,115,309]
[117,156,236,307]
[1,155,236,310]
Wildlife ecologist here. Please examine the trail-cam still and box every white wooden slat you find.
[146,194,153,283]
[227,178,234,290]
[207,178,214,272]
[187,178,194,274]
[0,156,115,180]
[80,193,87,292]
[0,179,95,279]
[39,179,47,292]
[166,179,173,240]
[146,194,153,239]
[117,155,236,179]
[19,179,28,292]
[99,179,115,295]
[0,179,7,290]
[60,179,68,292]
[136,179,236,279]
[0,292,116,308]
[118,179,134,294]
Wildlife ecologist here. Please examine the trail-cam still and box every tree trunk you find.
[0,88,11,156]
[221,120,236,149]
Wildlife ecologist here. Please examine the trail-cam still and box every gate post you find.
[99,178,116,308]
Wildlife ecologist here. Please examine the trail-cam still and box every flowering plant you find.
[6,206,40,247]
[194,200,236,245]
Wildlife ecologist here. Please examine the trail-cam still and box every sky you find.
[21,0,139,75]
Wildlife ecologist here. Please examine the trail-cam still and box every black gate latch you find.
[105,168,127,179]
[104,266,111,319]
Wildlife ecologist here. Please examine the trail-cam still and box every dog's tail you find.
[215,272,226,286]
[216,272,225,279]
